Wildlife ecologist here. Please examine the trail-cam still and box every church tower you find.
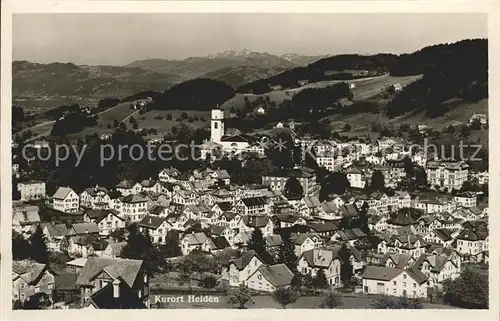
[211,108,224,142]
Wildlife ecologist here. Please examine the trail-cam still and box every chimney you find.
[113,279,121,298]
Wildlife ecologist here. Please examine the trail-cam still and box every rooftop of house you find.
[82,278,147,309]
[75,258,143,288]
[53,186,74,200]
[254,264,295,287]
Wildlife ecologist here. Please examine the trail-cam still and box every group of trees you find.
[290,83,352,119]
[228,284,344,309]
[120,224,169,275]
[15,125,209,194]
[442,268,488,309]
[150,78,235,111]
[50,105,98,136]
[370,295,423,309]
[12,225,49,264]
[387,39,487,118]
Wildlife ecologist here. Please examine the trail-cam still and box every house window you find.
[393,281,396,286]
[35,286,40,293]
[403,274,407,279]
[257,274,262,280]
[403,282,407,287]
[413,283,416,288]
[393,288,396,294]
[403,290,407,296]
[48,283,53,290]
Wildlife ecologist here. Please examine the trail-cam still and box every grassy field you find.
[149,292,459,309]
[221,74,423,113]
[13,97,99,114]
[135,110,210,133]
[324,98,488,138]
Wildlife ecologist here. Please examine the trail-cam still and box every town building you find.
[17,181,46,201]
[53,187,80,213]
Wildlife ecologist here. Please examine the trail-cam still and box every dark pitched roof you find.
[387,209,419,226]
[84,186,109,197]
[148,205,167,215]
[432,228,454,241]
[307,221,339,233]
[361,265,403,281]
[220,211,239,221]
[83,279,146,309]
[406,266,428,284]
[243,215,270,228]
[210,236,230,250]
[121,194,147,203]
[215,202,233,211]
[241,196,268,207]
[75,258,143,287]
[230,250,260,270]
[275,213,302,223]
[456,228,488,241]
[92,239,109,251]
[335,228,367,241]
[255,264,294,287]
[137,215,166,229]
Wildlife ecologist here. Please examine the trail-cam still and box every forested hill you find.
[386,39,488,117]
[236,54,398,94]
[150,78,235,111]
[237,39,487,98]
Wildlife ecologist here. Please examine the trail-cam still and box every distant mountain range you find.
[12,49,329,101]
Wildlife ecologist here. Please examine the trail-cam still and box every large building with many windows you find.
[426,161,469,190]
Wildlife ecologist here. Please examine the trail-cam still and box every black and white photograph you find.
[1,2,498,317]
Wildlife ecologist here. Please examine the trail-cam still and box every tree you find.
[443,267,488,308]
[356,201,370,234]
[283,177,304,198]
[339,243,353,287]
[446,125,455,134]
[370,170,385,191]
[29,225,49,264]
[247,228,273,264]
[121,224,165,275]
[403,156,415,178]
[228,284,253,309]
[12,230,32,260]
[200,274,218,288]
[370,295,423,309]
[314,268,329,289]
[277,231,298,272]
[319,171,351,202]
[271,287,299,309]
[343,123,352,132]
[113,120,119,128]
[319,290,343,308]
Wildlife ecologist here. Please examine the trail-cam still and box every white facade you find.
[17,181,46,201]
[211,109,225,143]
[53,188,80,213]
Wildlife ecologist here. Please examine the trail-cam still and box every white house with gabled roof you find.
[53,187,79,213]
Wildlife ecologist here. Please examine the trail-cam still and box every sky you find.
[13,13,487,66]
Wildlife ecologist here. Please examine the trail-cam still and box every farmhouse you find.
[361,265,428,298]
[246,264,294,292]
